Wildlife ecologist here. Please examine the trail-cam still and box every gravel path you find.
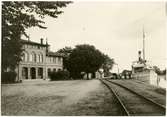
[2,79,122,116]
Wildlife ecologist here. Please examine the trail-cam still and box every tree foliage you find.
[153,66,166,75]
[153,66,161,75]
[57,46,73,69]
[102,54,114,76]
[57,46,73,56]
[162,69,166,75]
[2,1,71,72]
[67,44,105,79]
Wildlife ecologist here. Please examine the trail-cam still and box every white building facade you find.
[16,39,63,81]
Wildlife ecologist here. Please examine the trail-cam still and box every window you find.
[58,57,61,64]
[22,53,25,61]
[25,52,28,62]
[39,55,41,62]
[22,52,29,62]
[53,68,56,72]
[54,58,57,63]
[32,52,36,62]
[34,53,36,62]
[36,54,40,62]
[30,52,36,62]
[29,53,33,62]
[55,57,58,63]
[41,54,43,62]
[39,53,43,62]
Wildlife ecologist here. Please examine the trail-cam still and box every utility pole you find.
[143,27,145,62]
[114,63,119,74]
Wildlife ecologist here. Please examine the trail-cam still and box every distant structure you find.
[15,38,64,81]
[121,70,132,79]
[131,51,157,84]
[131,29,158,85]
[82,70,104,79]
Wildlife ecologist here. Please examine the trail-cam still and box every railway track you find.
[100,79,166,116]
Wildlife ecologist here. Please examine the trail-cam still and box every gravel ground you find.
[2,79,123,116]
[103,80,165,116]
[110,79,166,106]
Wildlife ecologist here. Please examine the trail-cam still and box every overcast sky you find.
[25,1,166,72]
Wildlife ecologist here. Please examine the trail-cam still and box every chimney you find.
[40,38,43,45]
[138,51,142,62]
[46,38,50,53]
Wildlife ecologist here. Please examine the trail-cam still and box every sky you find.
[25,1,166,72]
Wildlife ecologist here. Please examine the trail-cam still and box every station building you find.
[16,38,64,81]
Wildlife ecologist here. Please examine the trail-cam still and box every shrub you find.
[1,71,17,83]
[70,72,83,79]
[49,70,70,81]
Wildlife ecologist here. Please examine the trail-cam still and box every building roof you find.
[21,39,64,57]
[21,39,49,47]
[46,51,65,57]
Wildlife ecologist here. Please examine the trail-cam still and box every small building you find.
[82,70,104,79]
[16,38,64,81]
[121,70,132,79]
[110,73,120,79]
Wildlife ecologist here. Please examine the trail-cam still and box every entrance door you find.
[22,67,28,79]
[30,67,36,79]
[38,68,43,79]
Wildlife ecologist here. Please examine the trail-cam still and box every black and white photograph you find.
[1,0,166,116]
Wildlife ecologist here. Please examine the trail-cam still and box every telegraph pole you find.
[143,27,145,62]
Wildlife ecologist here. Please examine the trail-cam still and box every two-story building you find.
[16,38,64,81]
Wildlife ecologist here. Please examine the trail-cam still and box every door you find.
[30,67,36,79]
[38,68,43,79]
[22,67,28,79]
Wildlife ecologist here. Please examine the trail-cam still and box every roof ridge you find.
[20,39,49,46]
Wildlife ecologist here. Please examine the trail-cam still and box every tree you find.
[57,46,73,55]
[153,66,161,75]
[57,46,73,69]
[162,69,166,75]
[102,54,114,77]
[67,44,105,79]
[2,1,71,72]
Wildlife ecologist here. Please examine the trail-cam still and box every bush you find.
[2,71,17,83]
[70,72,83,80]
[49,70,70,81]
